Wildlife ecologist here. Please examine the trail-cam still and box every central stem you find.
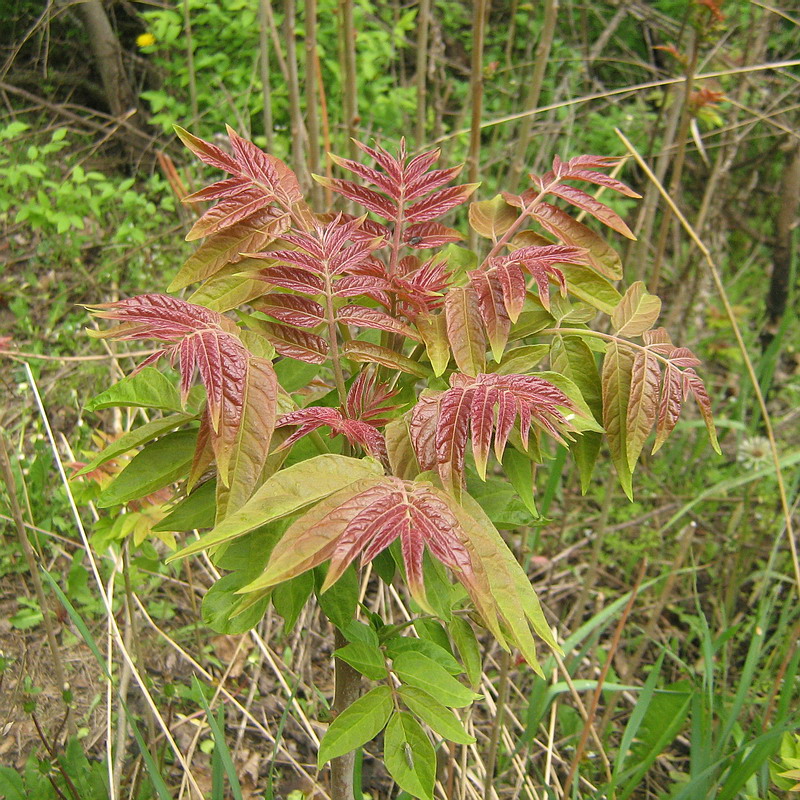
[330,628,361,800]
[323,270,348,405]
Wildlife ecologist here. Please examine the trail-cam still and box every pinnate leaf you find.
[406,183,479,223]
[602,341,635,498]
[88,293,278,486]
[612,282,662,337]
[539,183,635,239]
[398,686,476,744]
[337,305,420,341]
[391,652,476,708]
[626,350,661,472]
[96,430,196,508]
[469,194,518,239]
[166,454,383,561]
[384,712,436,800]
[533,202,623,280]
[445,287,486,376]
[251,319,329,364]
[317,686,393,767]
[344,341,431,378]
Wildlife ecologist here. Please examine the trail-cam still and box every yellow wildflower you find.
[136,32,156,48]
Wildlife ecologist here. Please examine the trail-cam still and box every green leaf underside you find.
[235,478,386,594]
[455,494,561,673]
[167,454,383,562]
[317,686,393,767]
[398,686,476,744]
[384,712,436,800]
[96,430,196,507]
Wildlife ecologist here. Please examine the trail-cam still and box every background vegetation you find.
[0,1,798,798]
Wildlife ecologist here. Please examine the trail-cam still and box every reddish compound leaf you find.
[87,293,278,487]
[411,372,580,491]
[539,154,641,199]
[532,202,623,281]
[251,319,329,363]
[257,266,325,295]
[337,305,420,341]
[237,475,558,671]
[405,165,464,201]
[345,370,400,425]
[276,407,388,463]
[406,184,479,224]
[543,183,635,239]
[314,177,398,219]
[469,270,511,361]
[174,126,239,174]
[626,349,661,471]
[601,341,635,499]
[653,362,682,454]
[225,125,304,207]
[327,152,397,195]
[254,295,325,328]
[445,287,486,377]
[493,262,527,323]
[182,176,252,204]
[682,369,720,453]
[186,187,273,241]
[404,221,462,249]
[169,209,289,291]
[611,281,662,337]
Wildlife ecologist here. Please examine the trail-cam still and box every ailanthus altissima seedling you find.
[85,125,719,799]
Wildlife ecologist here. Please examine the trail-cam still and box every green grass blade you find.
[611,652,665,786]
[192,675,243,800]
[41,569,172,800]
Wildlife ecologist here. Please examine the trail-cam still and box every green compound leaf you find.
[398,686,476,745]
[85,367,185,413]
[76,413,195,476]
[448,617,483,689]
[167,454,383,561]
[96,430,196,508]
[334,641,388,681]
[385,637,463,676]
[391,652,477,708]
[384,712,436,800]
[317,686,393,767]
